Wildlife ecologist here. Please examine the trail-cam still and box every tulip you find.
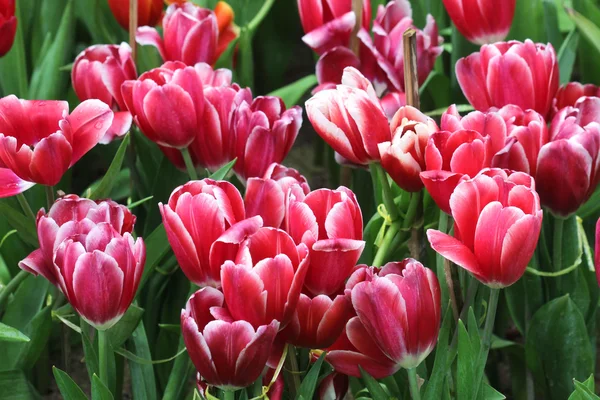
[181,287,279,390]
[536,97,600,216]
[379,106,439,192]
[19,195,144,330]
[137,3,220,65]
[442,0,515,45]
[306,67,390,165]
[553,82,600,115]
[456,40,559,118]
[299,0,371,55]
[108,0,163,31]
[0,96,113,188]
[244,163,310,228]
[427,169,542,288]
[219,227,310,329]
[159,179,246,287]
[327,259,441,378]
[213,1,238,58]
[0,0,16,57]
[122,61,208,149]
[232,96,303,180]
[72,43,137,143]
[318,372,349,400]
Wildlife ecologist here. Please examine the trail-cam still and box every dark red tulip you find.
[108,0,163,31]
[0,0,16,57]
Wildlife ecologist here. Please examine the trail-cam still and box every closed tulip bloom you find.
[536,97,600,216]
[306,67,390,165]
[220,227,310,329]
[72,43,137,143]
[137,2,219,65]
[181,287,279,390]
[0,96,113,188]
[232,96,303,180]
[159,179,246,287]
[327,259,441,377]
[553,82,600,115]
[428,169,542,288]
[0,0,16,57]
[379,106,439,192]
[456,40,559,117]
[443,0,515,45]
[108,0,163,31]
[19,195,144,330]
[121,61,206,149]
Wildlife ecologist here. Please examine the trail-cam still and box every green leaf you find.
[14,306,52,370]
[0,322,30,342]
[457,309,483,400]
[88,134,131,200]
[107,305,144,348]
[81,323,100,382]
[526,295,594,400]
[479,382,506,400]
[127,322,157,400]
[268,75,318,108]
[138,223,169,291]
[92,374,114,400]
[209,158,237,180]
[0,202,38,248]
[115,346,186,365]
[423,304,455,400]
[543,0,563,49]
[425,104,474,117]
[568,8,600,55]
[296,352,325,400]
[162,337,193,400]
[558,29,580,84]
[159,323,181,333]
[569,375,599,400]
[53,367,88,400]
[0,370,39,399]
[359,367,390,400]
[509,0,545,42]
[214,37,239,71]
[505,273,544,335]
[572,0,600,85]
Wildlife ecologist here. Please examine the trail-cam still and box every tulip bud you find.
[553,82,600,116]
[19,195,144,330]
[72,43,137,143]
[0,0,16,57]
[442,0,515,45]
[427,169,543,288]
[108,0,163,31]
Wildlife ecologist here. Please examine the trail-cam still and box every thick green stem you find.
[407,368,421,400]
[552,217,564,292]
[473,288,500,399]
[284,345,301,398]
[372,223,400,267]
[223,390,235,400]
[16,193,36,221]
[45,186,55,210]
[180,147,198,180]
[0,270,29,308]
[372,163,400,222]
[98,329,110,390]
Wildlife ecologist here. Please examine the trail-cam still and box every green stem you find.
[407,368,421,400]
[0,270,29,308]
[472,288,500,399]
[372,163,400,222]
[247,0,276,32]
[284,345,301,398]
[224,390,235,400]
[180,147,198,180]
[98,329,110,390]
[45,186,54,210]
[16,193,36,221]
[552,217,564,292]
[372,223,399,267]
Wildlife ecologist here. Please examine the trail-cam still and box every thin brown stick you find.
[350,0,363,56]
[129,0,138,62]
[403,29,420,109]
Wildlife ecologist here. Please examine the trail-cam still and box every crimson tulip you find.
[19,195,144,330]
[0,96,113,189]
[456,40,559,118]
[0,0,16,57]
[181,287,279,390]
[159,179,246,287]
[379,106,439,192]
[442,0,515,45]
[108,0,163,31]
[306,67,390,165]
[553,82,600,115]
[72,43,137,143]
[428,169,542,288]
[327,259,441,378]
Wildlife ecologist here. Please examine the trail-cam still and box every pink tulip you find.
[0,0,16,57]
[456,40,559,118]
[553,82,600,116]
[0,96,113,190]
[427,169,542,288]
[159,179,246,287]
[72,43,137,143]
[327,259,441,378]
[19,195,144,330]
[379,106,439,192]
[181,287,279,389]
[442,0,515,45]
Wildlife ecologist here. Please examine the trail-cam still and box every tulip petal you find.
[29,132,73,186]
[426,229,480,277]
[136,26,167,60]
[245,178,285,228]
[235,320,279,387]
[221,262,267,328]
[456,53,492,111]
[181,316,221,386]
[0,168,34,198]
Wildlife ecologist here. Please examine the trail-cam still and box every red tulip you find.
[244,163,310,229]
[536,97,600,216]
[181,287,279,389]
[72,43,137,143]
[553,82,600,116]
[595,218,600,286]
[379,106,439,192]
[159,179,246,287]
[108,0,163,31]
[219,227,310,329]
[442,0,515,45]
[19,195,144,330]
[456,40,559,118]
[0,169,34,198]
[327,259,441,378]
[306,67,390,165]
[213,1,238,59]
[300,0,371,55]
[121,61,207,149]
[0,96,113,187]
[0,0,16,57]
[137,2,219,65]
[428,169,542,288]
[380,91,407,120]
